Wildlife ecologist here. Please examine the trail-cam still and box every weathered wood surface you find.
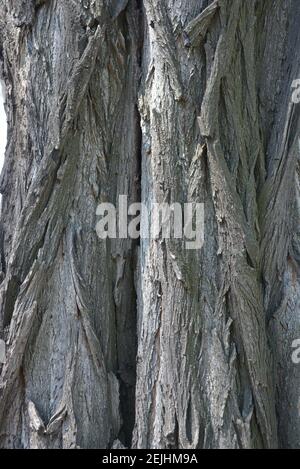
[0,0,299,449]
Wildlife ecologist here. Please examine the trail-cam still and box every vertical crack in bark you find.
[113,0,144,448]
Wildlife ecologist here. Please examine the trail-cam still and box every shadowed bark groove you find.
[0,0,299,449]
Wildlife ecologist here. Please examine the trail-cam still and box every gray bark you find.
[0,0,299,449]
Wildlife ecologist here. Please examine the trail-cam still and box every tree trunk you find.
[0,0,299,449]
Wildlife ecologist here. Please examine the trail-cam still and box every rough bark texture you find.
[0,0,299,449]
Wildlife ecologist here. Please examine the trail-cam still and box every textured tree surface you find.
[0,0,299,449]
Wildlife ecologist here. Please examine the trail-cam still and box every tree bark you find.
[0,0,299,449]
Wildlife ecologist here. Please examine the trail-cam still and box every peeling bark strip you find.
[0,0,299,449]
